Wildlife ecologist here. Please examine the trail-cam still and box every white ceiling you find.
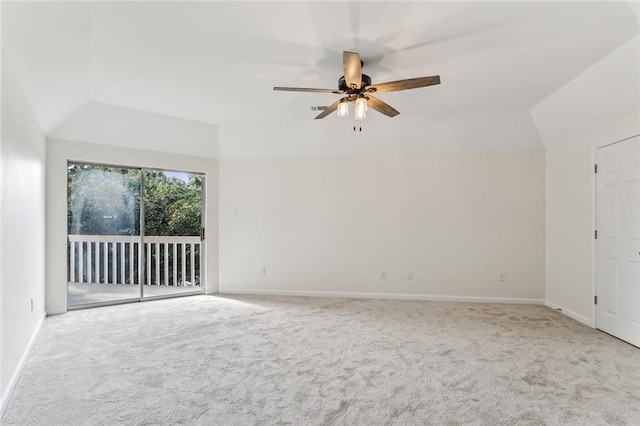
[2,1,639,157]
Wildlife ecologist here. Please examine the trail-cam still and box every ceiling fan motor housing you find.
[339,74,372,92]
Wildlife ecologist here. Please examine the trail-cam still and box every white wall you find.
[543,113,639,324]
[531,36,639,149]
[46,138,219,315]
[533,33,640,324]
[0,56,46,408]
[1,1,91,133]
[50,101,219,158]
[220,150,545,301]
[219,110,544,158]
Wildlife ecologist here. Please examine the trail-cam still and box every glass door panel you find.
[142,170,203,298]
[67,163,141,307]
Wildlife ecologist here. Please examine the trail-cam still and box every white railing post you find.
[78,242,84,283]
[103,243,107,283]
[87,242,92,283]
[94,243,100,284]
[111,243,116,284]
[181,243,186,286]
[137,242,142,285]
[129,242,134,284]
[119,242,124,284]
[70,241,76,282]
[172,243,178,286]
[164,243,169,285]
[190,243,195,287]
[154,242,160,285]
[146,242,151,286]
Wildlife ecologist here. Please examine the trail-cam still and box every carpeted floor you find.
[2,295,639,425]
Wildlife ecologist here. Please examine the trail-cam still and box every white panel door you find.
[596,135,640,347]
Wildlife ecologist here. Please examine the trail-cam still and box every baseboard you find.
[220,288,545,305]
[545,300,594,327]
[0,311,46,416]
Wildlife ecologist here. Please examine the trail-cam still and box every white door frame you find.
[592,134,640,333]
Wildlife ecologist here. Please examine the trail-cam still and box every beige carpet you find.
[2,295,639,425]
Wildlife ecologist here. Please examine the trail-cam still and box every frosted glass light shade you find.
[337,101,349,118]
[354,97,367,120]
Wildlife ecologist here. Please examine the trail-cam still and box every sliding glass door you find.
[67,163,204,308]
[67,164,142,306]
[141,170,203,299]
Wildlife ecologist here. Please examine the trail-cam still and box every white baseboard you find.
[220,288,545,305]
[545,300,594,327]
[46,307,67,316]
[0,311,46,416]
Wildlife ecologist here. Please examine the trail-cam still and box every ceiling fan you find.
[274,51,441,120]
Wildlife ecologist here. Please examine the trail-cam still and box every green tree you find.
[143,171,202,236]
[68,165,202,236]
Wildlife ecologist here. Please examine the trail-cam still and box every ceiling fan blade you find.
[274,87,343,94]
[366,95,400,118]
[314,99,342,119]
[366,76,440,94]
[343,51,362,89]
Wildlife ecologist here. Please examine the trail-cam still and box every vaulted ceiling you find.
[3,1,639,157]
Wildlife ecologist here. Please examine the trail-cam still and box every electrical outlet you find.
[380,270,387,279]
[498,272,505,282]
[30,298,34,312]
[261,266,267,276]
[406,271,413,280]
[233,207,239,216]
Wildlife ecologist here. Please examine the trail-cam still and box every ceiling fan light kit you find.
[274,51,441,124]
[354,97,368,120]
[336,100,349,118]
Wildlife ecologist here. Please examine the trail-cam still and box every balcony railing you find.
[68,235,201,287]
